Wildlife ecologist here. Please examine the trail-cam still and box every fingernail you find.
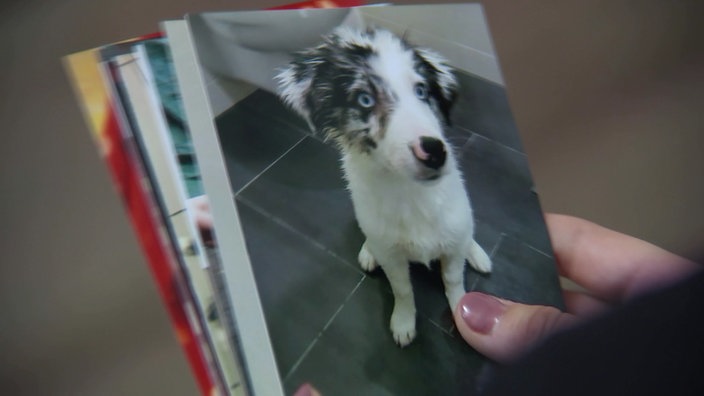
[459,292,507,334]
[293,383,320,396]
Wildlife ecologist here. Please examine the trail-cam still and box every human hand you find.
[293,383,321,396]
[187,194,213,228]
[186,195,215,247]
[454,213,700,363]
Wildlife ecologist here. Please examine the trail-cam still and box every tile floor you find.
[215,72,564,395]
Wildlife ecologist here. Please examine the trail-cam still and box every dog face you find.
[277,28,458,182]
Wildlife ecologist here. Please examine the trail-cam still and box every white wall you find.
[204,4,504,116]
[361,4,503,84]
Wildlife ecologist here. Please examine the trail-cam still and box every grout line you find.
[426,316,454,337]
[236,195,365,274]
[488,233,505,260]
[450,124,474,136]
[323,275,366,332]
[468,276,482,292]
[453,43,497,61]
[234,134,307,196]
[448,323,457,338]
[523,241,554,259]
[282,337,320,383]
[455,69,505,89]
[283,275,367,381]
[469,233,504,291]
[462,132,527,158]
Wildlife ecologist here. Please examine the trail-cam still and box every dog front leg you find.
[375,251,417,347]
[441,254,467,310]
[467,238,492,274]
[357,239,379,272]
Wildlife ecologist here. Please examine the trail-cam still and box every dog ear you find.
[413,48,458,125]
[276,43,330,123]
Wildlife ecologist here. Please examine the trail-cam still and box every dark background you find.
[2,0,702,394]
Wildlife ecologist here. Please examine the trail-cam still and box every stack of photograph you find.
[65,2,564,395]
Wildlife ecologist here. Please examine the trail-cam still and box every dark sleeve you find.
[482,270,704,396]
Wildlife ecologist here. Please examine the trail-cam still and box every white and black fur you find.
[277,28,492,347]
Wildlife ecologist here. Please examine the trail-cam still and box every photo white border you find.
[163,20,284,396]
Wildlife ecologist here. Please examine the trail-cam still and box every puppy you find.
[276,28,492,347]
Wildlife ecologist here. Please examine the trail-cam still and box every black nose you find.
[418,137,446,170]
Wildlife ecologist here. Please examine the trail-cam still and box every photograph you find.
[7,0,701,395]
[95,38,248,393]
[187,4,564,395]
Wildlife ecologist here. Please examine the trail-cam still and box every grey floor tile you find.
[460,133,553,255]
[469,234,564,310]
[235,200,364,375]
[283,276,488,396]
[445,124,473,151]
[216,99,306,193]
[453,72,525,152]
[474,218,505,258]
[235,89,311,133]
[408,263,453,333]
[238,136,365,268]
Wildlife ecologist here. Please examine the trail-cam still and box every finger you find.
[454,292,578,363]
[562,290,609,317]
[546,214,699,302]
[195,209,214,229]
[293,383,321,396]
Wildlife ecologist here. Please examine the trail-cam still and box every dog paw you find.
[468,242,492,274]
[390,308,417,347]
[469,255,492,274]
[357,242,378,272]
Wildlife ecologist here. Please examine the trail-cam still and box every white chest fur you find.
[342,152,474,264]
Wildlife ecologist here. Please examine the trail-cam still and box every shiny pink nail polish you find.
[460,292,507,334]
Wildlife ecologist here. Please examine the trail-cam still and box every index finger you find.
[545,213,699,302]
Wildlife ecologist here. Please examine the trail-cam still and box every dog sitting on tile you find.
[276,28,492,346]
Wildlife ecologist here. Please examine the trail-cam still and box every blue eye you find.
[357,92,375,108]
[414,82,428,100]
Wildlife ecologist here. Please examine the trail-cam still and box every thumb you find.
[454,292,578,363]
